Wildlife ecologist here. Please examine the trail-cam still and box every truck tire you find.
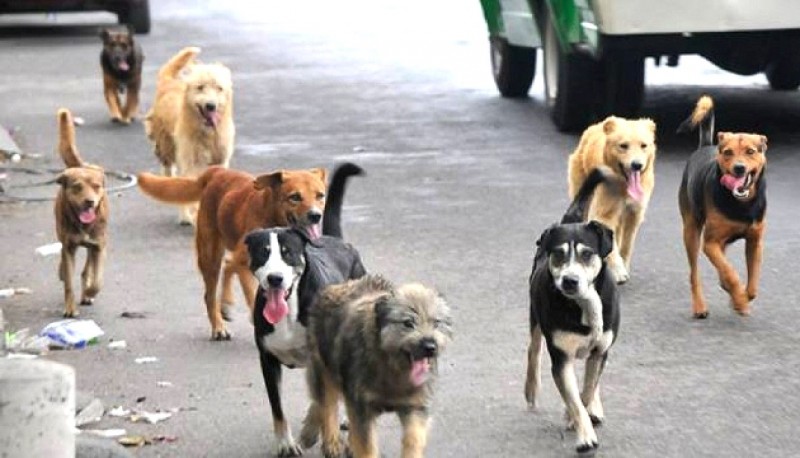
[542,11,597,132]
[118,0,151,34]
[599,55,645,117]
[490,37,537,98]
[765,53,800,90]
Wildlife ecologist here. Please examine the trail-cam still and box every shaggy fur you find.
[137,166,329,340]
[678,96,768,318]
[568,116,657,284]
[54,109,109,317]
[302,275,453,458]
[143,46,235,224]
[100,26,143,124]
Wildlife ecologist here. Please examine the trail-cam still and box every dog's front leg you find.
[581,350,608,425]
[102,74,123,122]
[260,351,302,457]
[745,225,765,302]
[399,408,430,458]
[346,402,378,458]
[550,350,598,453]
[60,243,78,317]
[122,80,141,123]
[703,239,748,315]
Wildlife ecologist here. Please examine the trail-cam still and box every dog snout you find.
[307,209,322,225]
[630,161,643,172]
[266,273,284,288]
[733,163,746,177]
[561,275,579,293]
[83,199,96,209]
[420,338,438,358]
[204,102,217,112]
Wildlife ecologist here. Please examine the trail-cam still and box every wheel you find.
[490,36,537,98]
[765,52,800,90]
[541,10,597,132]
[118,0,151,34]
[598,54,645,117]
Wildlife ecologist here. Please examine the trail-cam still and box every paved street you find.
[2,1,800,456]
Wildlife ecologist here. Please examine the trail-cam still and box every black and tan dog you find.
[524,167,621,454]
[302,275,453,458]
[678,96,768,318]
[244,164,365,457]
[54,109,108,317]
[100,26,143,124]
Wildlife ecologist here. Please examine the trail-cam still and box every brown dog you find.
[144,47,235,225]
[137,166,327,339]
[100,26,143,124]
[54,109,108,317]
[568,116,657,284]
[678,96,767,318]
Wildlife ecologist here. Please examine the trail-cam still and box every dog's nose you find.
[420,339,438,358]
[561,275,579,293]
[307,210,322,225]
[83,199,96,208]
[266,273,284,288]
[733,163,747,177]
[630,161,643,172]
[204,102,217,112]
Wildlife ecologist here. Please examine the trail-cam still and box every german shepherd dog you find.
[678,96,767,318]
[100,26,143,124]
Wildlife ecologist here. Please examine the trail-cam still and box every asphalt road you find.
[2,1,800,457]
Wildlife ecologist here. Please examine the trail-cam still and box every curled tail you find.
[562,166,622,224]
[158,46,201,81]
[677,95,715,148]
[322,162,364,238]
[137,172,206,204]
[57,108,83,168]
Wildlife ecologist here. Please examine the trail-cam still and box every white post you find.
[0,359,75,457]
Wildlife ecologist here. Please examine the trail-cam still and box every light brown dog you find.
[137,166,327,339]
[144,46,235,224]
[54,109,108,317]
[678,96,767,318]
[568,116,657,284]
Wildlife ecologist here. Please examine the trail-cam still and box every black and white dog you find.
[244,163,366,457]
[524,166,621,454]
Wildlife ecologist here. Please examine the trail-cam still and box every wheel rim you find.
[491,41,503,81]
[544,20,559,106]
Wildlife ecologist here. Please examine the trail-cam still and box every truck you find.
[480,0,800,131]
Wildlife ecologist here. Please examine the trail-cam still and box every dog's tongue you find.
[627,171,643,202]
[117,60,129,71]
[720,174,747,192]
[79,208,96,224]
[410,358,431,387]
[306,223,321,240]
[204,110,221,128]
[263,288,289,325]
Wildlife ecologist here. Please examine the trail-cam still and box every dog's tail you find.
[322,162,365,239]
[137,170,210,204]
[158,46,201,81]
[57,108,83,168]
[677,95,715,148]
[561,166,622,224]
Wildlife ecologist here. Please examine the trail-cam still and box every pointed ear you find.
[602,117,617,135]
[100,28,111,42]
[311,168,327,184]
[644,118,656,133]
[587,220,614,258]
[717,132,730,145]
[760,135,768,153]
[253,171,283,190]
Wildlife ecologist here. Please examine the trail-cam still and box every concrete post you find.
[0,359,75,458]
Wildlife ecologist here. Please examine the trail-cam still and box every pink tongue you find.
[118,61,129,71]
[205,111,221,128]
[307,224,321,240]
[79,208,96,224]
[410,358,430,387]
[720,174,746,191]
[263,288,289,325]
[627,171,643,202]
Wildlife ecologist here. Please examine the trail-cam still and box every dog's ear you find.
[253,171,283,191]
[126,23,135,39]
[375,294,393,330]
[243,230,264,253]
[602,117,617,135]
[587,221,614,259]
[56,173,69,187]
[759,135,768,153]
[643,118,656,134]
[100,28,111,43]
[311,168,327,184]
[717,132,731,146]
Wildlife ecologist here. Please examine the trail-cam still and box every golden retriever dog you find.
[144,46,235,224]
[54,109,109,317]
[568,116,657,284]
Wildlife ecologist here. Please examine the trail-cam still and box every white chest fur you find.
[261,291,308,367]
[552,330,615,360]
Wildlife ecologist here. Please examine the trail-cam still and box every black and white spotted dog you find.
[524,166,622,454]
[244,163,366,457]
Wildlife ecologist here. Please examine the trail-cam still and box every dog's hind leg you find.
[103,74,123,122]
[80,246,102,305]
[260,351,302,457]
[682,216,707,318]
[745,225,765,302]
[315,371,347,458]
[582,351,609,425]
[60,244,78,317]
[399,409,430,458]
[198,233,229,340]
[524,324,543,408]
[618,208,645,270]
[346,402,378,458]
[550,349,598,453]
[703,238,749,315]
[220,256,236,321]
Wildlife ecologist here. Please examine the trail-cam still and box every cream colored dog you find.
[567,116,657,284]
[144,47,235,224]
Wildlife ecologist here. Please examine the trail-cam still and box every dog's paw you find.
[273,435,303,457]
[211,329,232,341]
[611,265,629,285]
[576,438,599,454]
[575,426,599,454]
[80,297,94,306]
[63,309,79,318]
[589,414,603,426]
[178,219,193,227]
[693,310,709,319]
[221,304,234,322]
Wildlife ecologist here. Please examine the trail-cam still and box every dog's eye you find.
[403,319,415,329]
[746,148,756,155]
[722,149,734,157]
[71,183,83,192]
[619,143,629,151]
[288,193,302,203]
[550,251,566,265]
[316,192,325,201]
[197,84,205,91]
[640,143,647,149]
[579,250,594,263]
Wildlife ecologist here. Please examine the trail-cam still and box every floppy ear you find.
[56,173,69,187]
[243,230,264,252]
[760,135,768,153]
[587,220,614,258]
[602,117,617,135]
[374,295,393,330]
[717,132,730,145]
[253,171,283,190]
[100,28,111,42]
[311,168,327,184]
